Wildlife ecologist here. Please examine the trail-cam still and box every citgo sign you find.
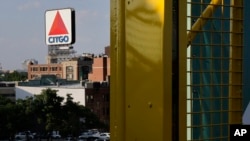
[45,8,75,45]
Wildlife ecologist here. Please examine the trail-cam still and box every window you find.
[66,66,73,72]
[66,66,74,80]
[51,67,58,71]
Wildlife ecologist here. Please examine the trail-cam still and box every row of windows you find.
[30,74,61,79]
[30,67,62,72]
[86,94,110,102]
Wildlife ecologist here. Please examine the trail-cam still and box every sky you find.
[0,0,110,70]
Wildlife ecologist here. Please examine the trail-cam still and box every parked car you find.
[78,132,89,139]
[51,134,61,139]
[97,133,110,140]
[89,132,100,139]
[51,131,61,139]
[78,129,100,139]
[15,131,34,140]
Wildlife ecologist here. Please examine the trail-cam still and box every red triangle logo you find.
[49,11,68,35]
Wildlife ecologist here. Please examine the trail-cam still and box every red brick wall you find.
[85,87,110,125]
[28,64,63,80]
[88,57,110,82]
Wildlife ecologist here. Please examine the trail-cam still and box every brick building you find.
[88,57,110,82]
[28,56,110,82]
[85,82,110,125]
[26,51,111,126]
[28,63,63,80]
[28,56,93,81]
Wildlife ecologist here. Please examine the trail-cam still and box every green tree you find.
[0,88,107,139]
[1,71,27,81]
[0,96,18,139]
[60,94,82,136]
[33,89,64,133]
[60,94,106,136]
[15,97,38,131]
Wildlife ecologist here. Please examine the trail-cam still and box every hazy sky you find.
[0,0,110,70]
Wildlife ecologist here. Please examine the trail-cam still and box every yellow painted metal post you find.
[111,0,186,140]
[110,0,126,140]
[110,0,175,141]
[229,0,243,124]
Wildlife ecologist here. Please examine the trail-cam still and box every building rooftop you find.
[18,74,81,87]
[18,74,109,89]
[0,81,16,87]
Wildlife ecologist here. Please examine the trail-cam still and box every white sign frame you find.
[45,8,75,45]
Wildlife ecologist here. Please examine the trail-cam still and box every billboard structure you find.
[45,8,76,64]
[45,8,75,45]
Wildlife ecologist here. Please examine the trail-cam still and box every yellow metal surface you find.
[111,0,187,140]
[125,0,171,140]
[110,0,126,140]
[110,0,181,141]
[229,0,243,124]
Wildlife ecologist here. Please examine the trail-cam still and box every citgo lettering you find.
[48,36,69,43]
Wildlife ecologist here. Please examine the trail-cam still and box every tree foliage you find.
[0,71,27,81]
[0,88,105,139]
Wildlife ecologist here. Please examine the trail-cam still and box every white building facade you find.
[16,86,85,106]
